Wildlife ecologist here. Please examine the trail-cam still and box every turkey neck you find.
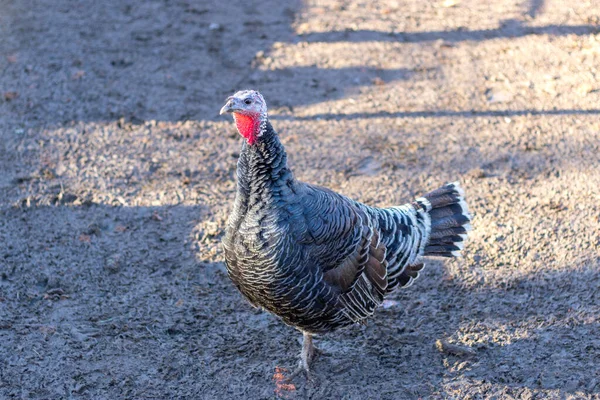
[235,119,293,212]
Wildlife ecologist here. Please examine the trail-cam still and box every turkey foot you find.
[287,332,322,383]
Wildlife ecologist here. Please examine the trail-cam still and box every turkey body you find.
[222,121,470,335]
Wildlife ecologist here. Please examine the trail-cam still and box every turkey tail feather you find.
[418,182,471,258]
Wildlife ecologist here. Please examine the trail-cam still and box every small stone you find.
[55,163,67,176]
[487,89,513,103]
[435,339,476,357]
[72,70,85,80]
[104,256,121,274]
[468,168,487,179]
[576,83,594,96]
[372,77,385,86]
[202,221,220,237]
[381,300,399,309]
[3,91,18,101]
[442,0,459,7]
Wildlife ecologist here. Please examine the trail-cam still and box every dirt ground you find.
[1,0,599,398]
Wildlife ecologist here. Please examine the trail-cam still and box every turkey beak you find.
[220,98,236,115]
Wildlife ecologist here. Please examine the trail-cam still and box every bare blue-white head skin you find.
[220,90,268,145]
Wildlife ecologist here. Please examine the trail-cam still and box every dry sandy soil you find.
[1,0,600,398]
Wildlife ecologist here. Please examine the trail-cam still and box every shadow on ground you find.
[1,201,598,398]
[296,20,600,44]
[276,108,600,121]
[2,0,598,126]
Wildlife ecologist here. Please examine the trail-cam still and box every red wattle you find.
[233,113,260,145]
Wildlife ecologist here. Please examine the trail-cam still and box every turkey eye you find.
[244,99,252,105]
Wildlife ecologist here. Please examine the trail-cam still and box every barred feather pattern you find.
[223,120,471,334]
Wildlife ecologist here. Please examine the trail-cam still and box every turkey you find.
[220,90,471,378]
